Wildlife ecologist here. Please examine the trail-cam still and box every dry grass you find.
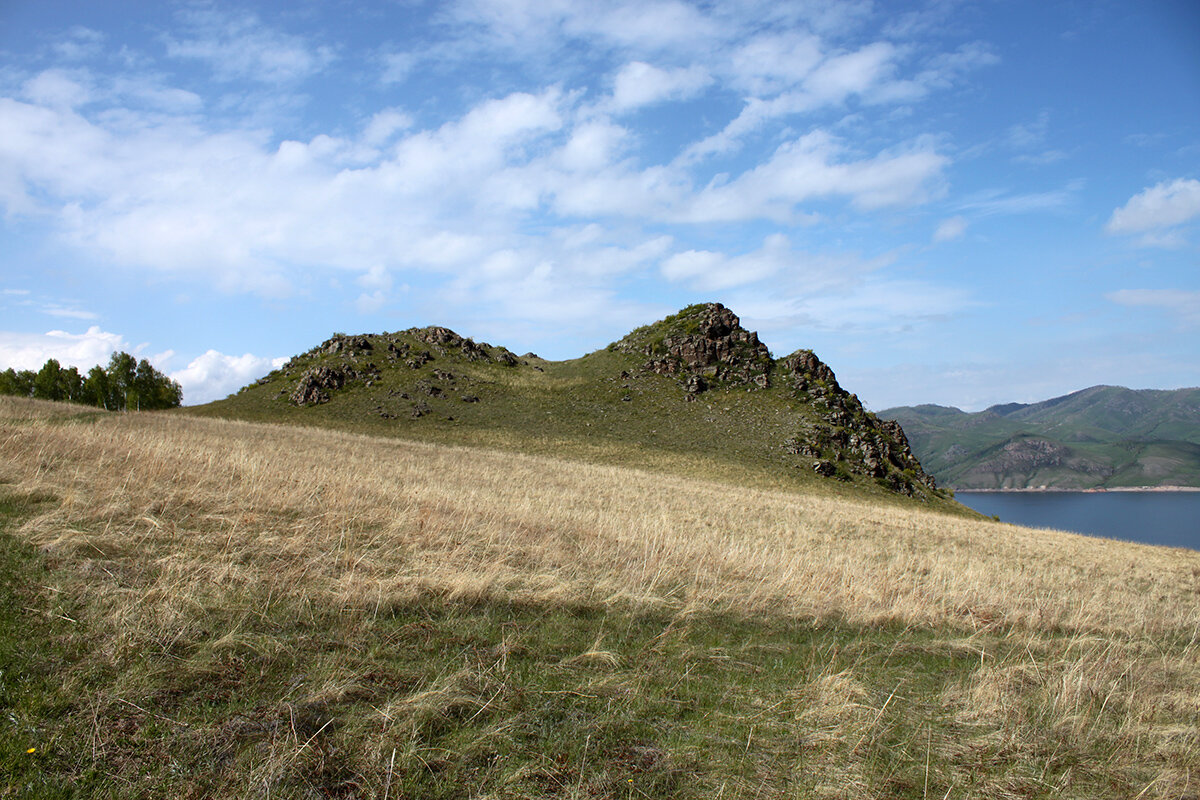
[2,396,1199,798]
[4,397,1195,635]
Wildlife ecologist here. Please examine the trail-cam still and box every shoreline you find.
[955,486,1200,494]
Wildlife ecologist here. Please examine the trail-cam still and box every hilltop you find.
[196,303,947,505]
[883,385,1200,490]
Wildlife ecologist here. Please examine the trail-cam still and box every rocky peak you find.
[619,303,773,390]
[408,326,519,365]
[775,347,936,495]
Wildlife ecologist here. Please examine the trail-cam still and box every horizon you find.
[2,0,1198,412]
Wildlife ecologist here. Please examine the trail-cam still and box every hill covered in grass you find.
[883,386,1200,490]
[2,397,1198,798]
[194,303,946,506]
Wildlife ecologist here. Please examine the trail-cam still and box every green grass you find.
[0,488,79,799]
[2,481,1188,798]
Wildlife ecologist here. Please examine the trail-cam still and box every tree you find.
[106,351,138,410]
[61,366,83,402]
[0,368,36,398]
[2,352,180,410]
[84,365,111,410]
[133,358,182,410]
[33,359,66,401]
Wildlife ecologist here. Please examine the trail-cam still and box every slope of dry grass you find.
[2,397,1198,798]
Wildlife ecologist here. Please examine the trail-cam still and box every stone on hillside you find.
[626,302,773,390]
[290,366,348,406]
[289,362,380,407]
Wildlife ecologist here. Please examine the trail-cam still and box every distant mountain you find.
[882,386,1200,490]
[194,303,952,504]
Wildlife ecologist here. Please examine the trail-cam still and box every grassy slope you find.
[2,397,1199,799]
[885,387,1200,489]
[187,317,954,512]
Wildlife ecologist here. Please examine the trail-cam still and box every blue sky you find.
[1,0,1197,409]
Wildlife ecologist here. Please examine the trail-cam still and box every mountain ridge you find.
[883,385,1200,490]
[195,303,949,504]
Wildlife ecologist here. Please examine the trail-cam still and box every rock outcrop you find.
[619,303,773,391]
[615,303,936,495]
[778,348,935,495]
[290,363,380,406]
[409,327,518,365]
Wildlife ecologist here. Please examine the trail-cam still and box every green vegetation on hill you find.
[192,303,950,507]
[882,386,1200,489]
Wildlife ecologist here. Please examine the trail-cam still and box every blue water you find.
[955,491,1200,551]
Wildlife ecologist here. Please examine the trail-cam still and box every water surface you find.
[955,491,1200,551]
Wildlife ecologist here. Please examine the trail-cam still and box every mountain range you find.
[882,386,1200,490]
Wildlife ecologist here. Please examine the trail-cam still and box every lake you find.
[955,491,1200,551]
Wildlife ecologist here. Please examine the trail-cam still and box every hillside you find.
[2,397,1198,798]
[194,303,946,506]
[883,386,1200,490]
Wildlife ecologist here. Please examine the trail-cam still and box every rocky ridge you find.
[238,303,938,498]
[621,303,934,494]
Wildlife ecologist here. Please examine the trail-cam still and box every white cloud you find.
[170,351,288,405]
[681,37,985,163]
[22,69,92,108]
[164,9,335,83]
[683,130,947,221]
[727,32,822,95]
[379,51,418,84]
[933,216,967,242]
[42,305,100,320]
[1107,289,1200,327]
[448,0,722,55]
[52,26,106,61]
[716,252,970,345]
[362,108,412,146]
[609,61,711,111]
[556,119,628,171]
[1106,178,1200,235]
[355,291,388,315]
[1006,111,1049,149]
[958,185,1077,216]
[0,326,128,371]
[661,233,792,290]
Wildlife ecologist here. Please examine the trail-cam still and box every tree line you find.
[0,352,182,410]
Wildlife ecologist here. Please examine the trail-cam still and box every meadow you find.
[2,396,1198,798]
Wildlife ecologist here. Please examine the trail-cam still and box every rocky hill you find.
[198,303,944,503]
[883,385,1200,490]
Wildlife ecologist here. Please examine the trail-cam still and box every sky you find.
[0,0,1197,410]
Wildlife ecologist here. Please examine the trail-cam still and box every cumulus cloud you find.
[1106,178,1200,239]
[609,61,711,111]
[0,1,987,359]
[683,131,947,221]
[661,233,792,290]
[0,326,128,371]
[170,351,288,405]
